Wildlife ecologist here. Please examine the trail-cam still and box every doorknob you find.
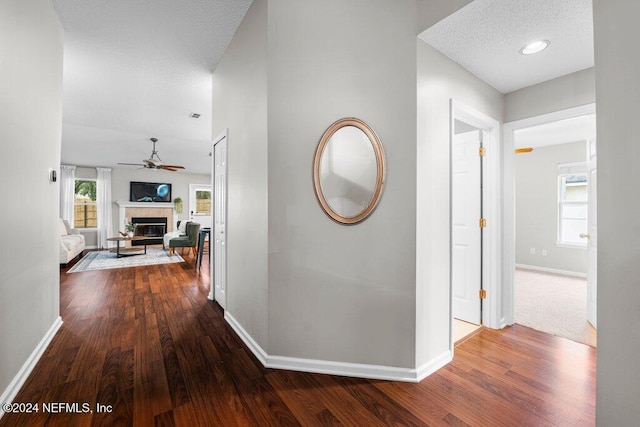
[579,233,590,239]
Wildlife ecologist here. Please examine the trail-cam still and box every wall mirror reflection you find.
[313,118,385,224]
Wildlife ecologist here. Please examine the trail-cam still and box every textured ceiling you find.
[419,0,594,94]
[514,114,596,149]
[53,0,252,175]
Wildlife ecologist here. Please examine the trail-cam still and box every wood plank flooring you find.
[1,251,596,426]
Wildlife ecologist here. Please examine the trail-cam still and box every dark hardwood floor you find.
[1,250,596,426]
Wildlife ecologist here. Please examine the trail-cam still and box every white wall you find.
[593,0,640,423]
[267,0,417,368]
[515,142,587,274]
[504,68,595,123]
[0,0,63,398]
[416,40,504,366]
[212,0,269,349]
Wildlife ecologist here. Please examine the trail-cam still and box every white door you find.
[213,133,227,309]
[452,130,482,325]
[584,138,597,328]
[189,184,212,229]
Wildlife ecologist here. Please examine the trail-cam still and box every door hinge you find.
[479,218,487,228]
[479,289,487,299]
[479,147,486,157]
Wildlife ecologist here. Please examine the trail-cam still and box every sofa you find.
[59,218,85,265]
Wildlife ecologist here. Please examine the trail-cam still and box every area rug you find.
[68,248,184,273]
[514,268,596,347]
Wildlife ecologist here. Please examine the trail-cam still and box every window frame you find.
[73,178,98,230]
[557,162,588,248]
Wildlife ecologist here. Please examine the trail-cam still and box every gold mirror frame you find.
[313,117,386,224]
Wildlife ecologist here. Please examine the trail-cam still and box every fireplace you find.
[131,217,167,246]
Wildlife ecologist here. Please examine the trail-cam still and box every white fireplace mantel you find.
[115,201,176,233]
[115,201,173,208]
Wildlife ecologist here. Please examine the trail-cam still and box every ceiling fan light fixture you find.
[520,40,550,55]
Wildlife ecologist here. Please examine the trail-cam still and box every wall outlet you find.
[542,249,548,256]
[530,248,536,255]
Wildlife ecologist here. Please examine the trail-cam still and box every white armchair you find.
[59,218,85,265]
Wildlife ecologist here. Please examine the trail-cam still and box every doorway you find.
[209,130,228,308]
[189,184,212,229]
[450,100,500,345]
[503,104,597,346]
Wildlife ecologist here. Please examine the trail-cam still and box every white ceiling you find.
[514,114,596,149]
[53,0,252,175]
[419,0,594,94]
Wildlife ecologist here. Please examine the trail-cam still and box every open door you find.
[584,138,597,328]
[452,129,482,325]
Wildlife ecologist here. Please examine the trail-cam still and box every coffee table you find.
[106,236,149,258]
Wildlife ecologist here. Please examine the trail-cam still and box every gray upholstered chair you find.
[168,222,200,256]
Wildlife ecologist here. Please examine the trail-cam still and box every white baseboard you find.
[0,316,62,419]
[224,312,450,383]
[516,264,587,278]
[415,350,453,382]
[224,312,267,366]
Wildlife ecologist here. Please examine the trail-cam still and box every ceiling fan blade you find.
[118,162,146,166]
[161,164,185,169]
[161,167,179,172]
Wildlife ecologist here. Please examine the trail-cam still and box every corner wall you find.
[415,40,504,366]
[593,0,640,423]
[0,0,63,400]
[212,0,269,349]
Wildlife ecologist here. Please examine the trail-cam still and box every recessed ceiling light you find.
[520,40,550,55]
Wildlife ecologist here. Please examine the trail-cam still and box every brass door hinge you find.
[479,218,487,228]
[479,289,487,299]
[479,147,486,157]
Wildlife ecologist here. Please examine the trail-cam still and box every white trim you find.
[450,100,502,332]
[225,312,450,383]
[0,317,62,419]
[225,312,267,365]
[515,264,587,278]
[503,103,596,325]
[210,129,228,302]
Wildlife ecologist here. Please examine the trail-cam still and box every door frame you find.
[450,100,501,351]
[188,183,212,228]
[209,129,228,303]
[502,103,596,325]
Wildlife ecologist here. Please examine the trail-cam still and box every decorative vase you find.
[127,231,134,238]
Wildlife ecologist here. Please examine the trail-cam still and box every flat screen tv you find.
[130,181,172,202]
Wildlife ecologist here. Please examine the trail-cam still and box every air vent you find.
[189,113,201,119]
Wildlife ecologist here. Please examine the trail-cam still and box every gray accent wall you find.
[594,0,640,424]
[0,0,63,398]
[515,142,587,274]
[266,0,417,368]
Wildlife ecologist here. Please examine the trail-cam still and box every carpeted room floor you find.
[514,268,596,347]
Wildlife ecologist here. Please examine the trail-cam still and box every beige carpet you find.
[514,268,596,347]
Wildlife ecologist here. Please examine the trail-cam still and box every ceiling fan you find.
[118,138,185,172]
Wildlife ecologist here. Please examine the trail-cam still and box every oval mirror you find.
[313,118,386,224]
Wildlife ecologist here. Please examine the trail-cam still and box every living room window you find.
[558,162,587,246]
[74,179,97,229]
